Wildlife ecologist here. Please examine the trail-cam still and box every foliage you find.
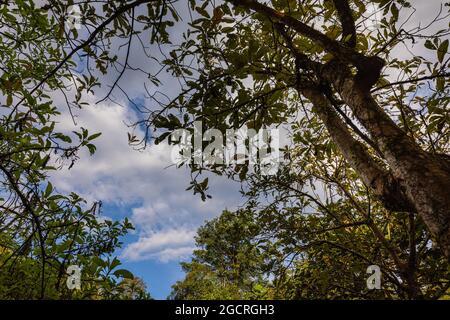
[172,195,449,299]
[1,0,449,300]
[165,0,449,300]
[170,210,272,300]
[0,0,147,299]
[116,277,153,300]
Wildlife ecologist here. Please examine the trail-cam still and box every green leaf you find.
[86,143,97,155]
[53,133,72,143]
[113,269,134,279]
[45,182,53,197]
[6,94,12,106]
[88,132,102,141]
[437,39,448,63]
[92,256,107,268]
[390,4,399,20]
[222,26,234,33]
[196,6,210,18]
[436,77,445,91]
[110,257,121,270]
[424,40,436,50]
[155,131,171,145]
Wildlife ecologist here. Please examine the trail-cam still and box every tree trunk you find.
[230,0,450,261]
[302,87,415,213]
[323,64,450,260]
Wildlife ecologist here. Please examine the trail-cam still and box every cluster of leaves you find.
[157,0,450,299]
[169,210,272,300]
[172,171,450,299]
[0,0,159,299]
[147,0,449,190]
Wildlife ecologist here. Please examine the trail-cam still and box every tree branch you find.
[228,0,382,80]
[371,72,450,92]
[96,7,136,104]
[332,0,356,47]
[13,0,153,111]
[301,86,415,214]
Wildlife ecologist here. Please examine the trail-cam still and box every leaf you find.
[110,257,121,269]
[88,132,102,141]
[424,40,435,50]
[6,94,12,106]
[86,143,97,155]
[113,269,134,279]
[92,256,106,268]
[390,4,399,20]
[212,7,224,24]
[437,39,448,63]
[155,131,171,145]
[436,77,445,92]
[222,26,234,33]
[45,182,53,197]
[195,6,210,18]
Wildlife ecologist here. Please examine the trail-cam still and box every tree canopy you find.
[0,0,449,299]
[0,0,149,299]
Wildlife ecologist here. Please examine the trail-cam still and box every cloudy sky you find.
[46,1,247,299]
[46,0,446,298]
[51,96,243,298]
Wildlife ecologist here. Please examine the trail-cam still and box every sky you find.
[50,95,244,299]
[45,0,447,299]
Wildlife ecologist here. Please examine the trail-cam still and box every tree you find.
[170,210,272,300]
[147,0,450,259]
[116,277,153,300]
[174,197,449,299]
[156,1,449,299]
[0,0,138,299]
[1,0,449,299]
[241,164,450,299]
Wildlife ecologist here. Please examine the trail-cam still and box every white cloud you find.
[52,102,173,203]
[121,228,196,262]
[156,247,198,264]
[49,94,241,262]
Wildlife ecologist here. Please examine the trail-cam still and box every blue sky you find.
[103,203,186,299]
[49,99,243,299]
[106,204,197,300]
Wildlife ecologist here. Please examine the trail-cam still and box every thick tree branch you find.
[300,86,415,213]
[273,23,414,214]
[275,23,382,157]
[323,86,383,157]
[273,22,322,73]
[332,0,356,47]
[229,0,383,87]
[321,61,450,260]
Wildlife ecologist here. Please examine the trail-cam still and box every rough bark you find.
[231,0,450,260]
[332,0,357,47]
[275,24,415,214]
[301,87,415,213]
[321,63,450,259]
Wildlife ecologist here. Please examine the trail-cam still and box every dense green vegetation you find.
[0,0,449,299]
[0,0,146,299]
